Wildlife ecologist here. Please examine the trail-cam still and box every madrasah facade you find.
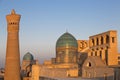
[2,10,120,80]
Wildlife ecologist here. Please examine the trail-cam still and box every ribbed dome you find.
[56,32,78,48]
[23,52,34,60]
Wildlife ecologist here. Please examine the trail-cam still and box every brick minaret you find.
[4,9,21,80]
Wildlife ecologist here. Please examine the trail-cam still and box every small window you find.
[112,37,115,43]
[89,62,91,67]
[87,62,92,67]
[106,35,109,44]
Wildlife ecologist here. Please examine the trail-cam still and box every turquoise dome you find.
[23,52,34,60]
[56,32,78,48]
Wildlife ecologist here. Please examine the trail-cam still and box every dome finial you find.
[11,9,16,14]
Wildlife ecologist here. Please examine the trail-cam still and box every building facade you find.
[21,30,120,80]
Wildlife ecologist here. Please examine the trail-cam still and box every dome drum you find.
[56,51,77,63]
[56,46,78,51]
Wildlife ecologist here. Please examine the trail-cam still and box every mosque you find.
[3,10,120,80]
[22,31,120,80]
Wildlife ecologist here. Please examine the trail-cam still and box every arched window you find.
[92,39,94,46]
[112,37,115,43]
[106,35,109,44]
[101,36,104,44]
[89,62,91,67]
[87,62,92,67]
[96,38,99,45]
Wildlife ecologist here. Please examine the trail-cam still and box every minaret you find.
[4,9,21,80]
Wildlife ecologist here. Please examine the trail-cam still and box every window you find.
[87,62,92,67]
[89,62,91,67]
[112,37,115,43]
[101,36,104,44]
[92,39,94,46]
[106,35,109,44]
[96,38,99,45]
[92,39,95,46]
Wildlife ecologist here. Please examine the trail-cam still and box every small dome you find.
[56,32,78,48]
[23,52,34,60]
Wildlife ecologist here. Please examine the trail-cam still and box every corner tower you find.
[4,9,21,80]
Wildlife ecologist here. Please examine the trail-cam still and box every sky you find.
[0,0,120,68]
